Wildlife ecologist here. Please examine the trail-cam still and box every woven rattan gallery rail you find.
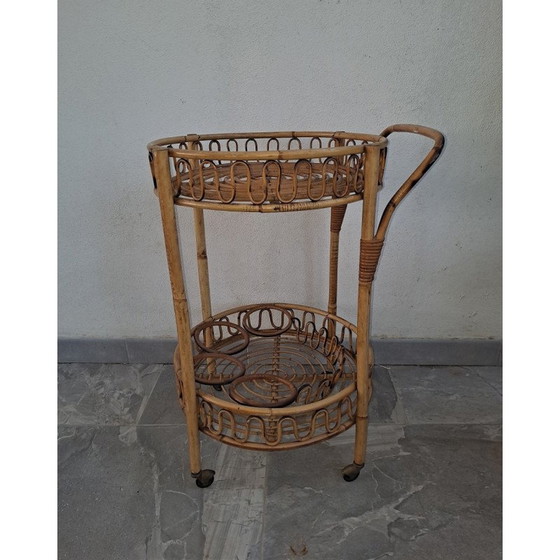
[148,126,444,487]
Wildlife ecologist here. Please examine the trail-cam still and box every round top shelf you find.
[148,130,387,212]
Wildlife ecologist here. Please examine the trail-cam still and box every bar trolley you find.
[147,125,444,487]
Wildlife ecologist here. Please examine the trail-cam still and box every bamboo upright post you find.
[326,134,348,335]
[193,207,219,389]
[342,145,380,481]
[187,139,213,325]
[193,208,212,321]
[189,140,218,389]
[153,148,213,486]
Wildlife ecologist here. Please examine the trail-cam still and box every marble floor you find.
[58,363,502,560]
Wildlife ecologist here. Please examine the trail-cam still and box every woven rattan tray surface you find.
[173,303,363,451]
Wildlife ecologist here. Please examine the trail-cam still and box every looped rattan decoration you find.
[241,305,294,337]
[148,131,390,212]
[150,126,444,485]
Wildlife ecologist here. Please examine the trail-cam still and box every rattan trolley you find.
[147,125,444,487]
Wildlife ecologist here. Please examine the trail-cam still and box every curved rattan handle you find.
[358,124,444,284]
[375,124,444,240]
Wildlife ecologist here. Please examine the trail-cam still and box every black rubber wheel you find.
[195,469,215,488]
[342,464,361,482]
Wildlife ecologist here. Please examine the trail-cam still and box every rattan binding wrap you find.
[359,239,385,284]
[330,205,348,233]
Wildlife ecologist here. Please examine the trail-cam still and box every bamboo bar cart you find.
[148,125,444,488]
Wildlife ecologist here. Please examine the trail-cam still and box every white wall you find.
[59,0,501,340]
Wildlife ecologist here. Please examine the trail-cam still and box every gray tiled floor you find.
[59,364,502,559]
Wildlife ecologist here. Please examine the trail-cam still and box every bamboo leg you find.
[326,133,348,335]
[343,145,379,481]
[189,140,212,327]
[193,207,219,383]
[189,143,218,388]
[153,149,209,484]
[327,205,347,317]
[193,207,212,322]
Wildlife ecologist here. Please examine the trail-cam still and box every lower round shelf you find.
[173,303,372,451]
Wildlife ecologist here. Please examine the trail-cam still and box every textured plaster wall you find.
[58,0,501,339]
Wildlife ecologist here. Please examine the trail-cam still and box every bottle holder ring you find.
[193,353,246,386]
[193,320,250,354]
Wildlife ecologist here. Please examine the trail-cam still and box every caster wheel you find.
[195,469,215,488]
[342,464,362,482]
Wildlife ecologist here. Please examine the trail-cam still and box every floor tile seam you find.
[58,422,185,428]
[392,386,501,397]
[58,422,128,428]
[380,362,501,367]
[402,420,502,427]
[469,367,503,397]
[383,365,503,402]
[124,341,133,364]
[403,421,502,426]
[135,367,164,424]
[136,422,185,427]
[368,421,502,430]
[402,421,503,435]
[383,366,410,425]
[58,361,173,366]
